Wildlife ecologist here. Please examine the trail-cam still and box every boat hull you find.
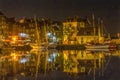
[85,45,109,49]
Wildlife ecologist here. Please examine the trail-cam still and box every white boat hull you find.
[85,45,109,49]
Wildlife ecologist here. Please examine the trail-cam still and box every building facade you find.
[62,16,104,45]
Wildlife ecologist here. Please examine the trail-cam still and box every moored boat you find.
[30,43,48,49]
[85,43,116,50]
[85,44,109,49]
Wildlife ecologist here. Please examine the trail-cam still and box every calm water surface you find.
[0,48,120,80]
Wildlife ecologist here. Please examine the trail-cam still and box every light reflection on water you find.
[0,49,120,80]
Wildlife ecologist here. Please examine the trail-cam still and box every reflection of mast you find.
[93,54,96,80]
[44,51,48,78]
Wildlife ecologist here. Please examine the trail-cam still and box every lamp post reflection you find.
[11,52,18,80]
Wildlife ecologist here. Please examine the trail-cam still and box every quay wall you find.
[55,44,86,50]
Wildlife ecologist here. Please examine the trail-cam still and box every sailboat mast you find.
[34,16,40,44]
[92,14,96,36]
[92,14,95,27]
[100,20,104,37]
[34,16,41,80]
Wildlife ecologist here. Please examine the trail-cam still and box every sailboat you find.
[30,17,48,50]
[85,44,109,49]
[85,15,116,49]
[30,43,48,50]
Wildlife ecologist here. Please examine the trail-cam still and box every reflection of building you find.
[63,50,78,73]
[63,50,104,74]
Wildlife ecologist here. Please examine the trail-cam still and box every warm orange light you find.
[19,18,25,23]
[13,55,17,60]
[12,36,18,41]
[11,53,18,60]
[12,37,17,41]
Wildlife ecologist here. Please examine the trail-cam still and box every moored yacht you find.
[85,42,116,49]
[85,44,109,49]
[30,43,48,49]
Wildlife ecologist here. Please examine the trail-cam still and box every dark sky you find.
[0,0,120,33]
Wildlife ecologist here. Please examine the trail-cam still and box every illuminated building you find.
[18,18,37,43]
[62,16,104,45]
[110,33,120,44]
[0,11,9,40]
[0,11,106,46]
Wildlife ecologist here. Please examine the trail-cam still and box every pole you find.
[44,51,48,79]
[34,16,41,80]
[92,14,96,35]
[93,54,96,80]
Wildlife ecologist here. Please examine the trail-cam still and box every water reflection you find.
[0,49,120,80]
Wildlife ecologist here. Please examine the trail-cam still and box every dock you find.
[55,44,86,50]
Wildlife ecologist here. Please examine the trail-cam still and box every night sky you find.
[0,0,120,33]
